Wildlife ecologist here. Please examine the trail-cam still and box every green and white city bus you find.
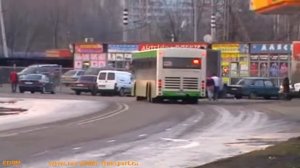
[132,48,207,103]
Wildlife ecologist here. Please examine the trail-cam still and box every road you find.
[0,92,300,168]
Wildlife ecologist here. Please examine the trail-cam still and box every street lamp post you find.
[122,0,128,42]
[211,0,217,42]
[0,0,8,58]
[193,0,198,42]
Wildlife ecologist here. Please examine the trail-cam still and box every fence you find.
[0,66,74,93]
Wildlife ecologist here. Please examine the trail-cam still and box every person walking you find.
[9,64,18,93]
[206,77,215,101]
[211,73,221,101]
[282,77,291,100]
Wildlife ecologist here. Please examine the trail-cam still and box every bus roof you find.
[132,48,206,59]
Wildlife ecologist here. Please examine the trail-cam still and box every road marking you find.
[77,103,129,125]
[88,153,106,157]
[0,126,49,138]
[161,138,189,142]
[0,132,19,138]
[19,126,49,134]
[73,147,81,150]
[175,141,200,149]
[32,150,48,157]
[107,140,116,143]
[75,103,123,124]
[138,134,147,137]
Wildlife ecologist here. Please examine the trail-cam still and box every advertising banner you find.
[221,62,230,77]
[108,44,138,53]
[75,43,103,53]
[240,62,249,77]
[74,61,82,69]
[279,62,289,77]
[259,62,269,77]
[269,62,279,77]
[98,61,106,67]
[250,62,259,77]
[212,43,240,54]
[293,41,300,61]
[91,61,98,67]
[139,42,207,51]
[250,55,259,61]
[250,43,291,54]
[230,63,238,77]
[292,41,300,83]
[259,55,269,61]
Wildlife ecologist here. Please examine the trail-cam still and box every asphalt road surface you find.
[0,92,300,168]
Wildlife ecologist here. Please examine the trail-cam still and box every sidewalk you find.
[0,97,107,131]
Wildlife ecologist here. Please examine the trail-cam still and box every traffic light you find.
[123,9,129,25]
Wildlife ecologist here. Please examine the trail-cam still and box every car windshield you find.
[24,74,42,80]
[79,76,96,82]
[237,79,253,85]
[84,68,102,75]
[63,70,77,76]
[19,66,37,74]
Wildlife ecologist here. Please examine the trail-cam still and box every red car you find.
[70,75,98,96]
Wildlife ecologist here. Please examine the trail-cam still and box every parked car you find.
[18,64,60,79]
[294,83,300,93]
[227,77,279,99]
[61,69,85,86]
[70,75,98,96]
[19,74,56,94]
[97,70,132,96]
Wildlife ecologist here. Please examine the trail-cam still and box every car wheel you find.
[264,96,271,100]
[31,91,35,94]
[136,96,145,101]
[41,87,46,94]
[249,92,257,99]
[19,89,24,93]
[119,88,125,97]
[91,88,97,96]
[75,91,81,95]
[234,95,242,99]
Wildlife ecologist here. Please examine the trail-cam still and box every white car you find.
[294,83,300,93]
[97,70,132,96]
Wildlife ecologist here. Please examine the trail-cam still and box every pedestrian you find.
[9,64,18,93]
[211,73,221,101]
[206,77,215,101]
[282,77,291,100]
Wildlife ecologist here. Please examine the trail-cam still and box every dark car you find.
[19,74,56,94]
[70,75,98,96]
[227,77,279,99]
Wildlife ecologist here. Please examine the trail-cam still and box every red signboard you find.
[138,42,207,51]
[46,49,71,58]
[293,41,300,61]
[75,43,103,53]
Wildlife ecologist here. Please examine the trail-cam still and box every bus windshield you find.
[163,57,202,69]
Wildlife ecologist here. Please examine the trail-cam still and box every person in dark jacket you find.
[282,77,290,94]
[282,77,291,100]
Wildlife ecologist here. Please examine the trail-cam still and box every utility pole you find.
[122,0,128,42]
[211,0,217,42]
[0,0,8,58]
[193,0,198,42]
